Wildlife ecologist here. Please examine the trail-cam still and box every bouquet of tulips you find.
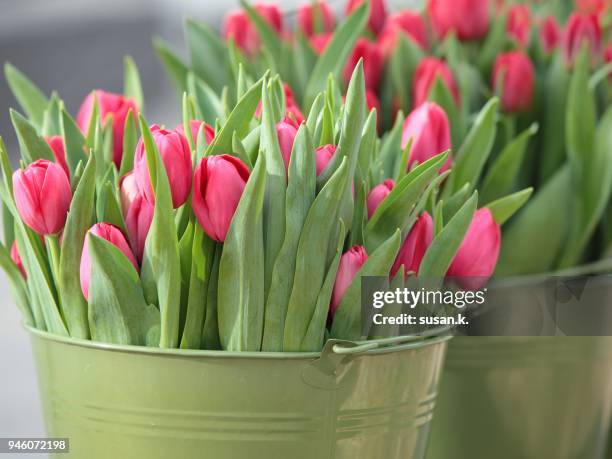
[155,0,612,278]
[1,35,529,352]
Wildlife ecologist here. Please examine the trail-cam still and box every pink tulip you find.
[346,0,387,34]
[344,38,384,92]
[119,172,140,216]
[506,4,531,48]
[367,179,395,219]
[80,223,139,300]
[391,212,433,277]
[310,33,333,54]
[402,102,453,172]
[222,3,284,56]
[192,155,250,242]
[492,51,535,113]
[330,245,368,318]
[133,125,193,209]
[45,135,69,177]
[298,0,336,37]
[13,160,71,236]
[276,120,299,171]
[315,144,337,176]
[76,90,137,167]
[378,11,428,56]
[413,57,460,108]
[539,15,562,55]
[10,241,26,279]
[563,12,602,66]
[447,208,501,290]
[176,120,215,146]
[125,194,154,263]
[427,0,490,40]
[576,0,607,15]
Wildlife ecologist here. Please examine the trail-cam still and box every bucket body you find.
[427,337,612,459]
[29,327,449,459]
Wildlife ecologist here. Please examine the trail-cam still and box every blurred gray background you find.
[0,0,413,456]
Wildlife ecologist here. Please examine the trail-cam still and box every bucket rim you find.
[24,324,451,360]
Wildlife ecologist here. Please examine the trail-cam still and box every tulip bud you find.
[45,135,70,177]
[562,12,602,66]
[330,245,368,318]
[310,33,333,54]
[76,90,137,167]
[176,120,215,146]
[192,155,250,242]
[276,120,299,171]
[10,241,26,279]
[402,102,453,172]
[413,57,460,108]
[539,15,562,55]
[447,208,501,290]
[125,194,154,263]
[492,51,535,113]
[13,160,72,236]
[119,172,140,216]
[506,5,531,48]
[367,179,395,219]
[427,0,490,40]
[222,3,283,57]
[391,212,433,277]
[315,144,337,176]
[344,38,384,92]
[298,0,336,37]
[346,0,387,34]
[378,11,428,56]
[133,125,193,209]
[80,223,139,300]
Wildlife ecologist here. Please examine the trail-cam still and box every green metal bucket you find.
[427,336,612,459]
[28,326,450,459]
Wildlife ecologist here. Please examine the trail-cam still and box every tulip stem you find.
[45,235,61,289]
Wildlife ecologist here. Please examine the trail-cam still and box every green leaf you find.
[283,159,349,351]
[42,93,62,137]
[123,56,144,111]
[180,225,215,349]
[497,166,572,275]
[185,19,228,93]
[60,108,89,180]
[88,235,160,345]
[428,76,461,146]
[187,73,224,127]
[486,188,533,226]
[58,154,96,339]
[139,116,182,348]
[377,112,404,179]
[303,2,369,109]
[10,109,55,163]
[153,37,189,95]
[330,230,401,341]
[419,191,478,281]
[450,98,499,193]
[4,63,48,129]
[205,75,265,157]
[262,125,316,351]
[119,109,138,176]
[218,155,267,351]
[388,35,422,115]
[0,242,32,325]
[301,220,345,351]
[202,245,221,349]
[258,79,287,299]
[480,123,538,203]
[96,181,125,232]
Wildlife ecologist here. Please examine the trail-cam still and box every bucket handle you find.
[331,326,451,355]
